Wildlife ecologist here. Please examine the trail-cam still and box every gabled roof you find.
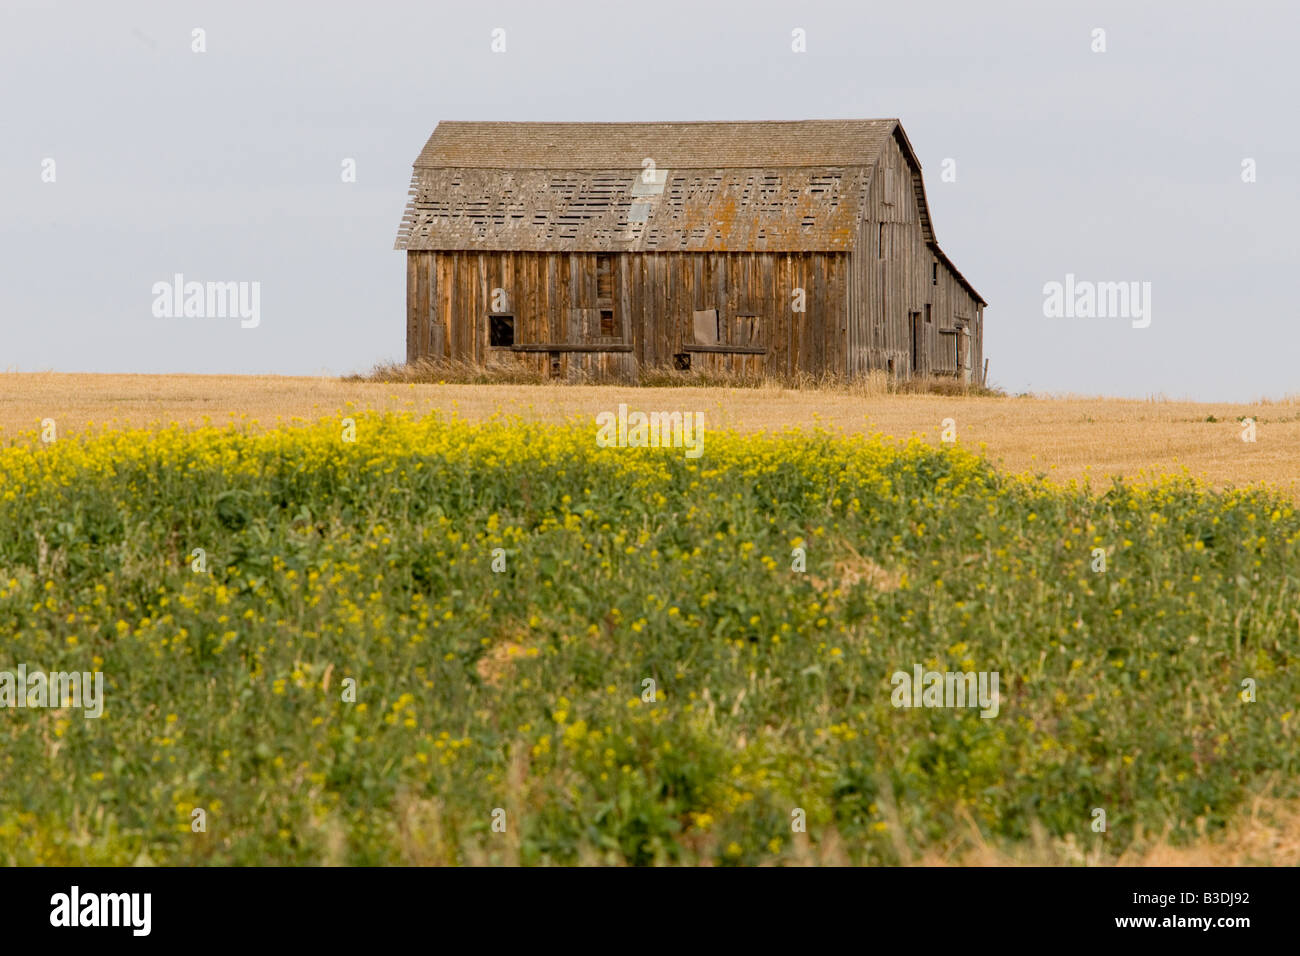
[396,121,894,253]
[394,120,986,303]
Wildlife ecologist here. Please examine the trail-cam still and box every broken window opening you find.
[489,314,515,348]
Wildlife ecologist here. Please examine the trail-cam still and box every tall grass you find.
[349,358,1005,397]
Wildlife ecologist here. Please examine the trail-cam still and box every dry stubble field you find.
[1,373,1298,495]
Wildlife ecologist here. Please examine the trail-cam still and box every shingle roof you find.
[413,120,898,170]
[392,118,986,309]
[395,166,867,253]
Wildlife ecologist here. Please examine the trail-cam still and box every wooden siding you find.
[848,131,985,382]
[407,250,848,381]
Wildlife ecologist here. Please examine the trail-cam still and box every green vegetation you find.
[0,414,1295,863]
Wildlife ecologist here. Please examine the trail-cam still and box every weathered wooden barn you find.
[394,120,986,382]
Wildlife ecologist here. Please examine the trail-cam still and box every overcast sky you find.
[3,0,1296,400]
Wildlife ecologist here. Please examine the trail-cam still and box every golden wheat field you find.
[2,373,1297,496]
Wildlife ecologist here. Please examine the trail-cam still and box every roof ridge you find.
[431,118,898,125]
[412,119,899,171]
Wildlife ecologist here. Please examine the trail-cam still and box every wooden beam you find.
[681,344,768,355]
[509,344,634,353]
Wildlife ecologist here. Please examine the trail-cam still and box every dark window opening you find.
[878,223,885,259]
[673,352,691,371]
[925,304,932,324]
[489,314,514,348]
[932,262,938,286]
[909,312,922,373]
[599,309,616,337]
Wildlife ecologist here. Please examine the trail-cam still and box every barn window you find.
[692,309,720,346]
[600,309,615,336]
[932,262,938,286]
[489,314,514,347]
[878,223,886,259]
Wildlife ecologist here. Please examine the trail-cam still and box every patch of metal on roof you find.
[627,202,652,223]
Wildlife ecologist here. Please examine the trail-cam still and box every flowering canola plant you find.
[0,413,1296,864]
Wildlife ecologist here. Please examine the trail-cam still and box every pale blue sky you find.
[3,0,1296,400]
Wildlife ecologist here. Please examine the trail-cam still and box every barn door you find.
[909,312,922,375]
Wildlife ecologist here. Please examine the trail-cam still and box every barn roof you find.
[412,120,898,170]
[394,120,985,303]
[394,165,868,253]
